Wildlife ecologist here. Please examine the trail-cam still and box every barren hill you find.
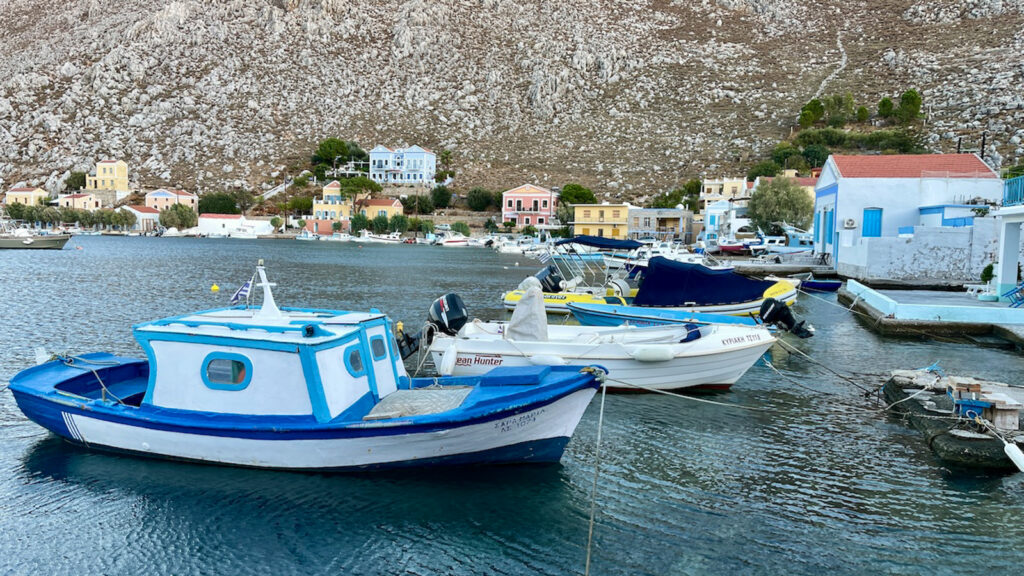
[1,0,1022,199]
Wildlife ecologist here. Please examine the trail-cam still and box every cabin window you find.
[370,336,387,360]
[345,345,366,377]
[201,353,252,390]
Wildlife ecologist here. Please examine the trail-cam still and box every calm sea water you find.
[1,236,1023,575]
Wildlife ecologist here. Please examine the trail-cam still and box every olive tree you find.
[747,177,814,232]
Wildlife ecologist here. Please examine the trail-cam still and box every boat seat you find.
[362,387,472,420]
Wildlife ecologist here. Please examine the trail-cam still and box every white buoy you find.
[1004,443,1024,473]
[527,354,568,366]
[629,346,674,362]
[438,345,458,375]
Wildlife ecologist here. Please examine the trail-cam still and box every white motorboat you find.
[436,232,470,247]
[295,230,319,241]
[428,288,775,392]
[321,232,353,242]
[356,230,403,243]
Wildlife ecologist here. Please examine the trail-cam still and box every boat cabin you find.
[130,304,407,423]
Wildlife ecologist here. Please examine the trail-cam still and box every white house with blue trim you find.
[369,145,437,185]
[813,154,1002,281]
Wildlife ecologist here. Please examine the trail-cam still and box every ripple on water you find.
[2,237,1024,575]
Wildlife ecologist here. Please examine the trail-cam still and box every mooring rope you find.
[58,355,125,405]
[583,380,607,576]
[601,376,767,411]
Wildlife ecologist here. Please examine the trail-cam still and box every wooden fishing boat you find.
[10,263,602,470]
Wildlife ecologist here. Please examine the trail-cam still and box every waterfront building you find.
[4,186,49,206]
[313,181,352,221]
[992,174,1024,299]
[501,184,558,227]
[124,205,160,232]
[628,207,692,241]
[699,177,747,211]
[145,189,198,212]
[357,198,403,219]
[813,153,1002,282]
[198,213,273,236]
[368,145,436,185]
[571,203,629,238]
[59,192,101,212]
[86,159,130,206]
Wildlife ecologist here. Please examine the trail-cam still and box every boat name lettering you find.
[494,409,544,433]
[456,354,504,367]
[721,334,763,346]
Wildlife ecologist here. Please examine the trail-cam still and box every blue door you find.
[863,208,882,238]
[813,212,821,243]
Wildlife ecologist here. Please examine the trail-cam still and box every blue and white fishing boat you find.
[9,262,603,471]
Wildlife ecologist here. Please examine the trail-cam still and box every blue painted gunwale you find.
[567,302,760,328]
[9,354,600,441]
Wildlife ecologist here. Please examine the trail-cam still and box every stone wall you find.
[836,219,1008,284]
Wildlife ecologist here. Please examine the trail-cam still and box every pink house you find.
[501,184,558,227]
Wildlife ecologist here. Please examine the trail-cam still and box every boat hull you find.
[567,302,762,328]
[11,357,599,471]
[0,234,70,249]
[429,327,774,391]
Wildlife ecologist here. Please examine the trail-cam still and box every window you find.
[370,336,387,360]
[507,200,513,208]
[202,353,252,390]
[612,210,620,218]
[582,227,590,235]
[583,210,591,218]
[542,200,548,208]
[599,210,605,219]
[525,217,531,225]
[345,346,365,376]
[538,218,544,224]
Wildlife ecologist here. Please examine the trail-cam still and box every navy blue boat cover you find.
[634,257,774,306]
[554,235,643,250]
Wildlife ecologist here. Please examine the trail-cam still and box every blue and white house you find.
[369,145,437,185]
[813,154,1002,281]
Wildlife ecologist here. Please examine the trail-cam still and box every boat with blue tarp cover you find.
[9,262,603,470]
[629,257,798,315]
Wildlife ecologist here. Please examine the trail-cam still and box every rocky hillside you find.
[1,0,1022,199]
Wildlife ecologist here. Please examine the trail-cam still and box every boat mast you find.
[253,259,283,319]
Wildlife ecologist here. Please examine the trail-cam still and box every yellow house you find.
[358,198,403,219]
[59,193,101,212]
[313,181,352,220]
[571,203,629,238]
[5,187,49,206]
[86,160,129,193]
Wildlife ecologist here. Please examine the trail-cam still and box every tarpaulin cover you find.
[554,235,643,250]
[634,257,774,306]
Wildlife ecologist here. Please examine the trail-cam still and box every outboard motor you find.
[760,298,814,339]
[428,293,469,336]
[534,265,564,293]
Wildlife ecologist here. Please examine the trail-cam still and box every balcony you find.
[1005,175,1024,207]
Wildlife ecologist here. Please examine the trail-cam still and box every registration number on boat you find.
[721,333,764,346]
[494,409,544,433]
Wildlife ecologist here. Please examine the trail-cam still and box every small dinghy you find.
[9,262,603,471]
[884,367,1024,472]
[787,272,841,293]
[425,287,775,392]
[566,300,814,338]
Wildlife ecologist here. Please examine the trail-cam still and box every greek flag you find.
[537,250,551,264]
[230,274,255,305]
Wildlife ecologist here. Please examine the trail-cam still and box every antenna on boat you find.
[253,259,283,319]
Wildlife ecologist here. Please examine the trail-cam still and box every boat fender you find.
[629,346,674,362]
[527,355,568,366]
[438,344,458,375]
[1004,443,1024,473]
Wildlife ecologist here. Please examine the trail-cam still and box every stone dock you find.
[838,280,1024,349]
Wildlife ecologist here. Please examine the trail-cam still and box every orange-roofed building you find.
[357,198,403,219]
[59,192,101,212]
[813,153,1001,276]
